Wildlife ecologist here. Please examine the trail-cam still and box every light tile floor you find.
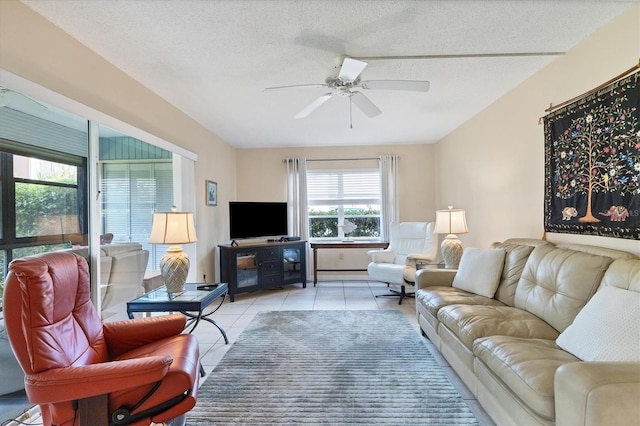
[0,280,495,425]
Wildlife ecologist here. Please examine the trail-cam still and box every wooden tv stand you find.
[218,240,307,302]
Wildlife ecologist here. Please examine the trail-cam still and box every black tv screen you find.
[229,201,288,240]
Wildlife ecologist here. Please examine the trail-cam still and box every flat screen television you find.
[229,201,288,240]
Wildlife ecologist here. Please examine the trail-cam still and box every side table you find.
[127,283,229,344]
[310,241,389,285]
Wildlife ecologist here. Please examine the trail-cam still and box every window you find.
[307,169,381,239]
[99,130,175,270]
[0,144,87,282]
[101,161,173,268]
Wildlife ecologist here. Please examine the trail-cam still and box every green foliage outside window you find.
[309,206,380,238]
[11,179,78,260]
[14,180,77,238]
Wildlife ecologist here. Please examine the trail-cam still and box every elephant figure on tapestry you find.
[561,206,578,220]
[600,205,629,221]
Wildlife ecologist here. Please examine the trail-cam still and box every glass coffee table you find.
[127,282,229,344]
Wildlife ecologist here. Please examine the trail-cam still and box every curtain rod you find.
[283,157,383,162]
[543,61,640,115]
[308,157,381,162]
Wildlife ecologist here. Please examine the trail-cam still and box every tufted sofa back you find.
[4,252,109,375]
[514,244,618,333]
[491,238,553,307]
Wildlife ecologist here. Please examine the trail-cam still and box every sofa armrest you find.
[555,361,640,426]
[415,268,456,290]
[368,250,397,264]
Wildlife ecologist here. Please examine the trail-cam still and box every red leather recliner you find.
[3,251,200,426]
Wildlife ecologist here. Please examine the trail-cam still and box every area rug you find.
[187,310,478,425]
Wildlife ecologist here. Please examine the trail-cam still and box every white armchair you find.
[367,222,438,304]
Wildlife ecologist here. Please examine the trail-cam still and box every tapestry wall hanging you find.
[543,71,639,240]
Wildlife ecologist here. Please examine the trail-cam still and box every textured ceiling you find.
[21,0,638,148]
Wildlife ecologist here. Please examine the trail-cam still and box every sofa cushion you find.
[474,335,579,420]
[437,304,560,350]
[416,287,506,318]
[416,287,504,330]
[515,244,614,333]
[556,286,640,362]
[452,247,506,298]
[599,258,640,292]
[491,242,537,306]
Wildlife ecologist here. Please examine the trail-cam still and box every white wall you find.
[0,0,237,282]
[235,144,436,278]
[435,4,640,256]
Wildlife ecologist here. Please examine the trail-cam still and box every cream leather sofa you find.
[73,242,149,317]
[415,238,640,426]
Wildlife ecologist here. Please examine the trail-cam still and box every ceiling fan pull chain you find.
[349,96,353,129]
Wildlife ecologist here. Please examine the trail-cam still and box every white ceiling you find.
[21,0,637,149]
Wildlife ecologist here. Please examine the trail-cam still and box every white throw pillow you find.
[452,247,506,298]
[556,286,640,362]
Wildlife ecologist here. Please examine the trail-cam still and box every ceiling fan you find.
[265,57,429,121]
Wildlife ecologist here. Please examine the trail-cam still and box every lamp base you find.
[441,234,463,269]
[160,245,190,293]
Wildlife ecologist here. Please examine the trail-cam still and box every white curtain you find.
[286,157,308,240]
[380,154,399,241]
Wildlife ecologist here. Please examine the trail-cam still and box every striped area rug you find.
[187,310,478,425]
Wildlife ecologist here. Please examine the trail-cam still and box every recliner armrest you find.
[405,253,435,267]
[24,356,173,404]
[368,250,397,264]
[104,314,186,358]
[555,361,640,426]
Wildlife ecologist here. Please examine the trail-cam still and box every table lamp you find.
[434,206,469,269]
[149,206,197,293]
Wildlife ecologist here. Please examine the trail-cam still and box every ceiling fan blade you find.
[338,57,368,83]
[350,91,382,118]
[294,93,333,119]
[360,80,430,92]
[264,83,328,91]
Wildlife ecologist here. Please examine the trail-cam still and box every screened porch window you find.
[101,161,173,269]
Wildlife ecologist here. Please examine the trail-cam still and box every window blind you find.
[307,169,380,205]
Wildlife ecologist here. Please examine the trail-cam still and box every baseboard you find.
[314,274,372,282]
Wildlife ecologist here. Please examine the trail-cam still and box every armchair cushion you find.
[452,247,506,298]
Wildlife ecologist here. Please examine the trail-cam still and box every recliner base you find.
[376,284,415,305]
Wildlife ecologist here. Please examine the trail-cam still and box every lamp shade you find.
[149,208,197,293]
[434,208,469,235]
[149,211,197,244]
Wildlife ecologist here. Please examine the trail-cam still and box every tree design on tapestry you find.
[544,72,639,239]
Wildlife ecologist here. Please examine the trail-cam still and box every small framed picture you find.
[206,180,217,206]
